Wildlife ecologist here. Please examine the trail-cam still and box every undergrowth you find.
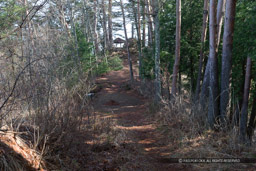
[153,94,256,170]
[0,52,123,170]
[96,55,123,75]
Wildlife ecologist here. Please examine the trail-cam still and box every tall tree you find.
[132,23,134,38]
[220,0,237,124]
[142,0,146,47]
[247,88,256,141]
[146,0,153,46]
[102,0,109,50]
[208,0,219,128]
[200,0,226,102]
[195,0,209,100]
[137,0,143,78]
[132,0,143,79]
[240,57,252,142]
[120,0,134,83]
[216,0,226,48]
[108,0,113,49]
[153,0,161,101]
[93,0,99,54]
[171,0,181,96]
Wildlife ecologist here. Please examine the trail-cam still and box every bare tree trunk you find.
[146,0,153,46]
[137,0,141,43]
[189,46,194,93]
[87,16,94,45]
[216,0,226,49]
[137,0,143,78]
[220,0,237,124]
[132,0,143,79]
[240,57,252,142]
[82,0,92,43]
[166,67,171,100]
[120,0,134,83]
[195,0,209,100]
[94,0,99,54]
[171,0,181,96]
[142,0,146,47]
[208,0,219,128]
[178,69,182,94]
[247,89,256,141]
[200,60,210,106]
[102,0,109,51]
[153,0,161,102]
[132,23,134,38]
[108,0,113,50]
[200,0,225,102]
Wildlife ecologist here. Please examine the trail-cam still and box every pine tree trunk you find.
[247,90,256,141]
[102,0,109,50]
[94,0,99,54]
[132,23,134,38]
[153,0,161,102]
[216,0,226,49]
[108,0,113,49]
[208,0,219,128]
[137,0,143,78]
[240,57,252,142]
[195,0,209,100]
[142,0,146,47]
[220,0,237,124]
[200,0,225,102]
[132,0,143,79]
[200,60,210,106]
[146,0,153,46]
[120,0,134,83]
[171,0,181,96]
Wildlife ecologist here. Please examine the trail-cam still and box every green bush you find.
[95,56,123,75]
[96,58,110,75]
[108,56,123,71]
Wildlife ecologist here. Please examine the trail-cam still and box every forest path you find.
[91,53,189,170]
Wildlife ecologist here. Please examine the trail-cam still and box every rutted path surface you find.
[91,57,189,170]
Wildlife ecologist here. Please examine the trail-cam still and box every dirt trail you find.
[91,55,188,170]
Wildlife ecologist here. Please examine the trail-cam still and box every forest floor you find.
[63,51,255,171]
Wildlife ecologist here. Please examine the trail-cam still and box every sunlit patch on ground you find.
[115,124,154,131]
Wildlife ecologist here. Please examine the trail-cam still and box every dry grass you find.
[0,73,94,170]
[154,94,256,170]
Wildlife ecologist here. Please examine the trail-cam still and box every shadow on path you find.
[92,58,191,171]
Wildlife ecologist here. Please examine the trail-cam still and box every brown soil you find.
[89,54,190,171]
